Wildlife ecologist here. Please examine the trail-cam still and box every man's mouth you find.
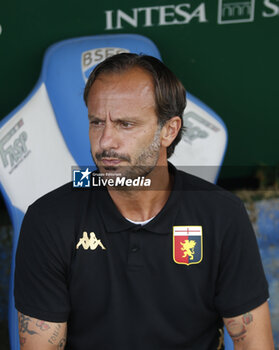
[95,151,131,166]
[101,158,122,166]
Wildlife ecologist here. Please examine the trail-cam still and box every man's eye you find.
[120,121,133,128]
[90,120,103,126]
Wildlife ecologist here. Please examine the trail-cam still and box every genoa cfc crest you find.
[173,226,203,266]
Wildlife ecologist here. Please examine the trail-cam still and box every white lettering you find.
[116,9,138,29]
[92,175,151,187]
[0,131,28,168]
[82,47,129,73]
[105,10,114,30]
[175,4,191,24]
[188,3,207,23]
[83,52,92,68]
[92,176,100,186]
[138,6,159,27]
[105,3,208,30]
[93,178,99,186]
[125,178,132,186]
[145,179,151,186]
[159,5,177,25]
[108,178,114,186]
[115,177,126,186]
[262,0,279,17]
[132,177,140,186]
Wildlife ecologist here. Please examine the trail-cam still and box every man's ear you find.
[160,116,182,147]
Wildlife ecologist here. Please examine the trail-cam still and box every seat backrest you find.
[170,93,227,183]
[0,34,229,350]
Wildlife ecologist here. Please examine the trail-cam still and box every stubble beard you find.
[91,126,162,182]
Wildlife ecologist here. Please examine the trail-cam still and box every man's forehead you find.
[88,67,155,101]
[94,66,153,88]
[87,70,157,120]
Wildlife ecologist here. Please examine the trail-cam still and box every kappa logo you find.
[173,226,203,266]
[76,231,106,251]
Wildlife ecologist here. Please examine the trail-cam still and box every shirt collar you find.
[95,163,182,235]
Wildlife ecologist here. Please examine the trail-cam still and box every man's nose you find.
[99,123,119,150]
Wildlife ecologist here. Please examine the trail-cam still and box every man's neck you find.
[107,165,172,222]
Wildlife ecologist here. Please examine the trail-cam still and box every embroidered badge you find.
[173,226,203,265]
[76,231,106,250]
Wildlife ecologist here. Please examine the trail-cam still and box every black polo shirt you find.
[15,164,268,350]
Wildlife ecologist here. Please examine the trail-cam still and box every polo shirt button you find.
[131,246,139,253]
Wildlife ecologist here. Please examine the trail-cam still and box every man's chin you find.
[93,160,118,173]
[122,165,157,180]
[103,166,119,172]
[97,164,123,180]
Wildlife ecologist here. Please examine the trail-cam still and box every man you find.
[14,53,274,349]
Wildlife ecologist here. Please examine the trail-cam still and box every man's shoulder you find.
[28,182,97,215]
[177,168,241,208]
